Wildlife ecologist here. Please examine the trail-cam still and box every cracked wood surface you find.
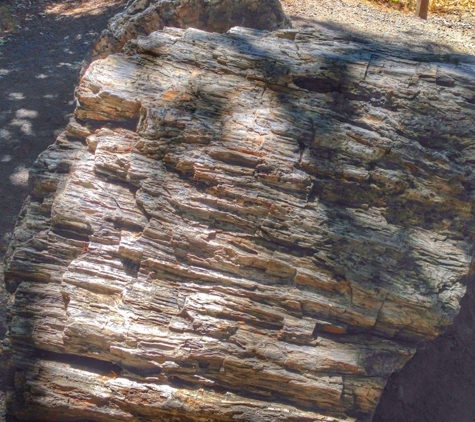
[3,25,475,422]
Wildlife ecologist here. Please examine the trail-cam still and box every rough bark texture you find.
[2,22,475,422]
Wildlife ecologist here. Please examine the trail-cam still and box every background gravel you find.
[282,0,474,55]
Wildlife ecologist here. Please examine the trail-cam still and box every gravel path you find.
[282,0,475,56]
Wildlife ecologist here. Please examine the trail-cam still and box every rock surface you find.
[88,0,291,64]
[2,21,475,422]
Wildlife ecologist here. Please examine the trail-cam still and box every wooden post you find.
[416,0,429,19]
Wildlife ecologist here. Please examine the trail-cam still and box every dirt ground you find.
[1,0,475,421]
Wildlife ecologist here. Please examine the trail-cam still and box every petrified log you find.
[89,0,291,63]
[2,25,475,421]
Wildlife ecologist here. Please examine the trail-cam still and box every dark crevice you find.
[119,256,141,278]
[293,77,342,93]
[50,228,91,242]
[33,349,123,377]
[80,118,142,134]
[135,200,152,222]
[122,363,162,378]
[111,218,146,233]
[416,135,449,150]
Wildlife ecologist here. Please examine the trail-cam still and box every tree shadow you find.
[270,17,475,422]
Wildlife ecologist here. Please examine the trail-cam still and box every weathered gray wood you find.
[2,24,475,422]
[87,0,291,66]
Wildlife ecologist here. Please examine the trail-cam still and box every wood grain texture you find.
[87,0,291,65]
[3,25,475,421]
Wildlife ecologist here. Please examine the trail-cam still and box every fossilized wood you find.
[88,0,291,65]
[3,26,475,421]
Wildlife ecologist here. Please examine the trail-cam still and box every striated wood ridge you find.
[88,0,291,64]
[3,26,475,421]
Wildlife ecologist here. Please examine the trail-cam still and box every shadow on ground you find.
[374,276,475,422]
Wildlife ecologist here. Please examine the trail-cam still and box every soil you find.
[1,1,475,421]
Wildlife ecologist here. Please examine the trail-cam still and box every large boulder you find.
[3,24,475,421]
